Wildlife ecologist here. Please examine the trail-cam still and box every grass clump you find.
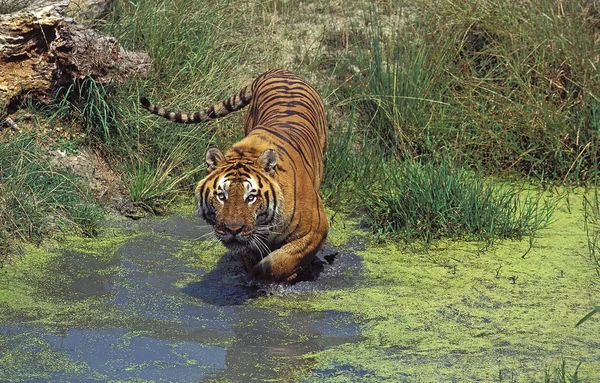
[0,135,102,263]
[323,124,554,248]
[120,143,204,213]
[43,76,118,145]
[363,160,554,247]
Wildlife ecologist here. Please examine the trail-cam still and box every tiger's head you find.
[195,147,283,253]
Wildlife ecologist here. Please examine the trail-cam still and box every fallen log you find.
[0,0,149,115]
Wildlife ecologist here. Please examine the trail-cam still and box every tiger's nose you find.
[225,223,245,235]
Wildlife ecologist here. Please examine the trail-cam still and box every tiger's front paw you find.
[251,255,297,283]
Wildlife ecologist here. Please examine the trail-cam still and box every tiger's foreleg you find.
[251,229,328,283]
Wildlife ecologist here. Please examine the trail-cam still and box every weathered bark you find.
[0,0,149,114]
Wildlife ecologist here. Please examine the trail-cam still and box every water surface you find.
[0,214,362,382]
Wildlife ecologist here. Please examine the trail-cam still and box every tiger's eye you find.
[246,195,256,203]
[217,192,226,202]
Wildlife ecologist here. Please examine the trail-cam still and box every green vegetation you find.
[349,0,600,182]
[1,206,598,382]
[324,124,554,248]
[1,0,599,378]
[0,0,32,14]
[3,0,598,257]
[257,193,599,382]
[362,161,553,246]
[0,135,102,263]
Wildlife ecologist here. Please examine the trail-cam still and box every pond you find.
[1,195,599,382]
[0,213,362,382]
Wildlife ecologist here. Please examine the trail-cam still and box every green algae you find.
[0,216,232,382]
[0,235,133,381]
[255,191,599,382]
[2,194,599,382]
[0,232,133,326]
[0,335,90,381]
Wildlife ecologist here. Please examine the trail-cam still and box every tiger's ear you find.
[206,148,224,173]
[259,149,278,176]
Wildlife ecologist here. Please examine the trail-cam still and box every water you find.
[0,214,362,382]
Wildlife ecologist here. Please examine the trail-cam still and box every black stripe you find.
[263,190,273,223]
[252,126,315,179]
[223,98,234,112]
[282,219,301,243]
[207,107,217,118]
[255,173,264,188]
[203,188,210,205]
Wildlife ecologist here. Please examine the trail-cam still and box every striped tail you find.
[139,83,253,124]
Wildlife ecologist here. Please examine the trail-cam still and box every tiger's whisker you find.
[192,230,217,241]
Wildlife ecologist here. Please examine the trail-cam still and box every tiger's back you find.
[242,70,327,185]
[141,69,329,283]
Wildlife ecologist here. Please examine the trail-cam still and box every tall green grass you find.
[38,0,265,211]
[323,122,554,248]
[0,135,102,263]
[355,9,453,156]
[43,77,118,144]
[363,160,553,247]
[350,0,600,181]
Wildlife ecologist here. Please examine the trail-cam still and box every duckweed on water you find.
[257,192,599,382]
[1,193,599,382]
[0,233,132,327]
[311,196,600,381]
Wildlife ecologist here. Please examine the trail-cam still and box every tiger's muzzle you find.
[216,222,252,246]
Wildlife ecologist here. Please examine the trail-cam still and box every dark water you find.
[0,215,362,382]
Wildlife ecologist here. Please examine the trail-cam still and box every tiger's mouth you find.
[217,232,252,247]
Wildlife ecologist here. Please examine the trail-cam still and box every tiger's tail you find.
[139,83,253,124]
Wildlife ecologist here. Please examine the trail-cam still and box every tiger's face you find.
[195,147,282,253]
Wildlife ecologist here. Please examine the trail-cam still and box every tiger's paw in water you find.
[251,253,299,284]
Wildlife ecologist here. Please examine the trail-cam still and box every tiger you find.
[140,69,329,283]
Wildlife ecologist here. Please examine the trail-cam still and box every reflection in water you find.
[0,215,362,382]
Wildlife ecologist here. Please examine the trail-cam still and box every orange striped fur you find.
[141,70,329,283]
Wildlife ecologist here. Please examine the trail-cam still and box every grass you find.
[120,141,204,213]
[33,0,563,248]
[0,0,32,14]
[345,0,600,181]
[0,135,102,263]
[543,362,588,383]
[4,0,594,251]
[324,124,554,249]
[363,160,553,247]
[43,76,118,144]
